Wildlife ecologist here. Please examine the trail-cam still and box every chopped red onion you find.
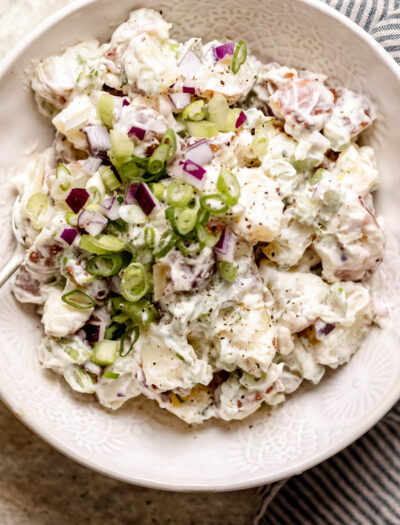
[235,111,247,128]
[125,182,141,205]
[214,228,236,262]
[66,188,89,213]
[183,86,195,94]
[78,210,108,236]
[128,126,146,140]
[60,228,78,245]
[82,156,102,175]
[169,92,191,109]
[213,42,235,61]
[122,98,130,107]
[186,140,214,166]
[83,125,111,160]
[126,182,158,215]
[83,322,104,343]
[100,197,120,221]
[314,320,335,340]
[178,49,203,79]
[100,197,119,221]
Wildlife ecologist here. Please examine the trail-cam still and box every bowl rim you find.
[1,0,400,492]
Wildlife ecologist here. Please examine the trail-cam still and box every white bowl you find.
[1,0,400,491]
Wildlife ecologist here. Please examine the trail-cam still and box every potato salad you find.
[12,9,384,423]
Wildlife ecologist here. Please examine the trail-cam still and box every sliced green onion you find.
[64,365,95,394]
[197,207,210,225]
[103,371,120,379]
[86,173,106,204]
[97,93,115,128]
[232,40,247,74]
[182,100,205,121]
[217,167,240,205]
[218,260,238,282]
[119,326,140,357]
[90,339,118,366]
[111,313,129,324]
[26,193,49,230]
[117,159,144,181]
[167,180,194,208]
[176,208,197,236]
[154,230,176,258]
[79,234,125,255]
[65,211,78,226]
[196,224,221,248]
[56,163,72,191]
[177,238,202,256]
[86,254,123,277]
[150,182,165,200]
[113,297,158,324]
[62,289,95,309]
[148,144,170,174]
[100,166,121,191]
[105,322,126,340]
[120,262,149,302]
[132,155,149,170]
[144,226,155,247]
[199,194,229,214]
[187,121,219,138]
[165,206,179,234]
[108,130,134,166]
[160,128,177,160]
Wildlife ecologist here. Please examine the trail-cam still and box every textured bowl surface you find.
[0,0,400,491]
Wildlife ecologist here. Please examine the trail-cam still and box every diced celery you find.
[90,340,118,366]
[100,166,121,191]
[182,100,205,121]
[224,108,242,132]
[187,121,219,138]
[109,129,134,167]
[207,94,229,131]
[97,93,114,128]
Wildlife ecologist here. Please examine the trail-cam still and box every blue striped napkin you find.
[256,2,400,523]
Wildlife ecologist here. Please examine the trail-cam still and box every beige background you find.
[0,1,256,523]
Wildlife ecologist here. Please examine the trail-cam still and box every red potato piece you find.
[270,78,334,135]
[13,265,42,303]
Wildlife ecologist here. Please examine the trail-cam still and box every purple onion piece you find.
[185,140,214,166]
[128,126,146,140]
[214,228,236,262]
[169,92,191,109]
[66,188,89,213]
[182,86,195,94]
[125,182,141,205]
[122,98,130,106]
[178,49,203,79]
[100,197,120,221]
[82,156,102,175]
[60,228,78,245]
[133,182,158,216]
[213,42,235,61]
[235,111,247,128]
[83,323,101,342]
[83,125,111,159]
[314,320,335,340]
[182,159,207,180]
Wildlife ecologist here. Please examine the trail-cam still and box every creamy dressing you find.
[11,8,384,424]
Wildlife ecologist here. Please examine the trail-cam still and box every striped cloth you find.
[256,2,400,523]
